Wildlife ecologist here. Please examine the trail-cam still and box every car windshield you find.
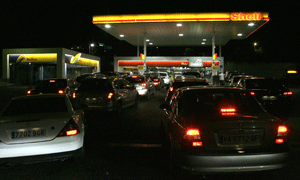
[78,79,113,92]
[159,73,167,77]
[180,90,264,115]
[126,77,145,83]
[246,79,283,89]
[2,97,68,116]
[35,79,67,90]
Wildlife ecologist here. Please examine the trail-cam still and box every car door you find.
[114,80,130,106]
[124,80,137,104]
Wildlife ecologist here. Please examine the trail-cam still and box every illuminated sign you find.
[70,53,82,64]
[93,12,269,24]
[231,12,262,21]
[15,54,57,63]
[118,60,189,67]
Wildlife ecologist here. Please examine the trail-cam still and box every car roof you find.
[174,77,206,83]
[179,86,242,92]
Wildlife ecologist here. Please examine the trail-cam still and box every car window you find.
[2,97,68,116]
[246,79,283,89]
[173,81,208,89]
[114,80,126,89]
[78,79,113,92]
[182,72,201,78]
[179,90,264,116]
[35,79,67,90]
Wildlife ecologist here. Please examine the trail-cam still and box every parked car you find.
[126,75,155,99]
[27,78,77,95]
[0,94,86,165]
[146,72,164,90]
[159,72,170,88]
[73,78,139,112]
[236,77,293,116]
[165,77,208,103]
[160,86,291,174]
[281,70,300,88]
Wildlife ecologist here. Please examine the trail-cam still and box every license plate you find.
[218,134,260,144]
[11,129,46,139]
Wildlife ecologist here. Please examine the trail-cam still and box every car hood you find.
[0,112,73,144]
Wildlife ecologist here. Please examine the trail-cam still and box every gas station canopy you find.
[92,12,269,47]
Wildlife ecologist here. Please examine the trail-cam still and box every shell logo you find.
[70,53,81,64]
[16,55,26,63]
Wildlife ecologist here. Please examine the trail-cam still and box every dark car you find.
[75,73,97,83]
[165,77,208,103]
[282,71,300,88]
[160,86,291,174]
[126,75,155,99]
[27,78,77,95]
[182,71,202,78]
[236,77,293,116]
[73,78,138,112]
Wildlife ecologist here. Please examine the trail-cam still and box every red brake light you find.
[132,75,137,78]
[250,92,255,96]
[72,92,76,99]
[58,90,64,94]
[169,87,174,92]
[49,80,55,83]
[27,90,31,95]
[184,128,202,146]
[57,119,80,137]
[276,125,288,144]
[108,92,114,100]
[220,108,236,113]
[141,82,147,87]
[154,79,159,82]
[283,91,292,95]
[186,129,200,136]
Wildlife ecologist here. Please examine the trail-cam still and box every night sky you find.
[1,1,298,71]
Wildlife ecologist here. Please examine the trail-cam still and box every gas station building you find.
[2,48,100,85]
[93,12,269,83]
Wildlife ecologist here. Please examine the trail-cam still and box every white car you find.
[159,72,170,87]
[0,94,86,165]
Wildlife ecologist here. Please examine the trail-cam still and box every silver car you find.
[126,75,155,99]
[160,86,291,174]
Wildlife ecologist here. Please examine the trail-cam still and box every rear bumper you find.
[0,147,84,165]
[175,151,290,173]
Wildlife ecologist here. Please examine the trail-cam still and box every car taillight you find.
[276,125,288,144]
[72,92,76,99]
[58,90,64,94]
[27,90,31,95]
[184,128,202,146]
[250,92,255,96]
[141,83,147,87]
[283,91,293,96]
[108,92,114,100]
[154,79,159,82]
[220,108,236,113]
[169,87,174,92]
[57,118,80,137]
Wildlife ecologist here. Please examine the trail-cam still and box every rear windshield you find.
[173,81,208,89]
[182,72,201,78]
[35,79,67,90]
[2,97,68,116]
[78,79,113,92]
[126,77,145,83]
[180,90,264,115]
[245,79,283,89]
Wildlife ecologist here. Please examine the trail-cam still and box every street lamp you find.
[89,43,95,54]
